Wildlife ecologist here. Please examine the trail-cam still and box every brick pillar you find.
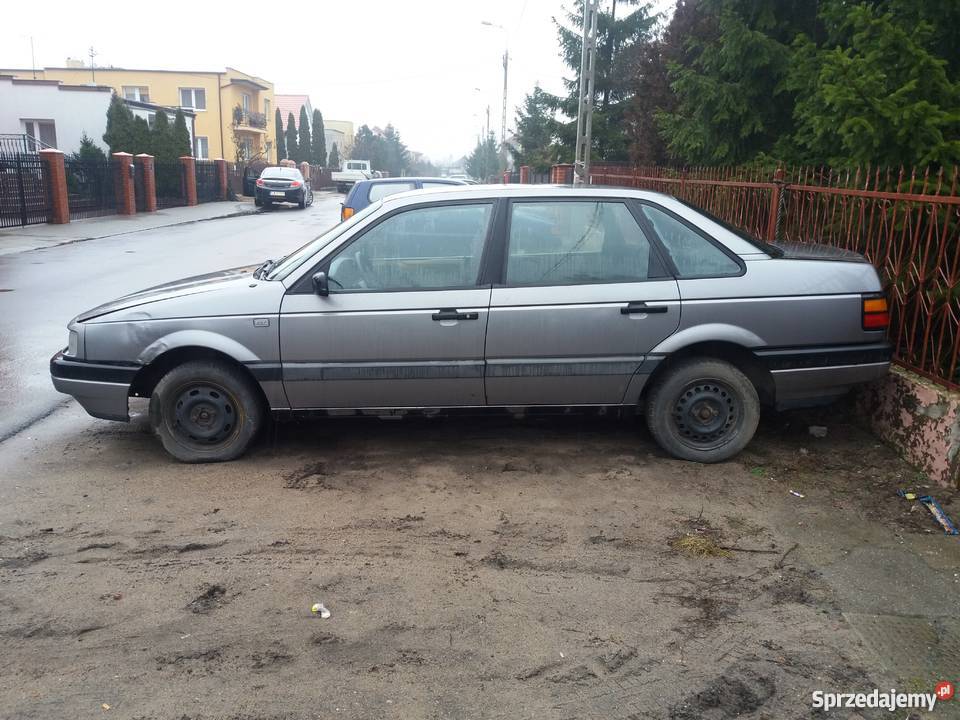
[299,162,311,182]
[179,156,197,206]
[502,171,510,184]
[551,163,574,184]
[519,165,530,184]
[215,158,229,200]
[112,152,136,216]
[134,154,157,212]
[39,149,70,224]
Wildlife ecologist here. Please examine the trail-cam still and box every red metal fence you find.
[587,163,960,390]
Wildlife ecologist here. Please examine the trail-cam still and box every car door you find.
[484,198,681,406]
[279,200,496,409]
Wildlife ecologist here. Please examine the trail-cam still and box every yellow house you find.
[0,65,276,163]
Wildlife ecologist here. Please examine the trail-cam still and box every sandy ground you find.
[1,400,958,720]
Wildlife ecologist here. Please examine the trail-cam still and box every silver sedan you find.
[51,185,891,462]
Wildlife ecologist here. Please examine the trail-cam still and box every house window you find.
[122,86,150,102]
[194,136,209,159]
[241,93,251,112]
[21,119,57,150]
[179,87,206,110]
[264,98,270,117]
[147,113,156,128]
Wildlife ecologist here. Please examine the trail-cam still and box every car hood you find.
[76,265,257,322]
[770,241,867,262]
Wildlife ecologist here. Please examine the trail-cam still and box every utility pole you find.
[573,0,599,186]
[500,48,508,147]
[486,105,491,140]
[30,37,36,79]
[88,46,97,83]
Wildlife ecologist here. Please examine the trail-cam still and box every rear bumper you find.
[757,342,892,409]
[49,351,136,421]
[256,188,303,203]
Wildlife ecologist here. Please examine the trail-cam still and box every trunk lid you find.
[770,241,867,262]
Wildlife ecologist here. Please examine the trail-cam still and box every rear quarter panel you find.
[657,258,886,351]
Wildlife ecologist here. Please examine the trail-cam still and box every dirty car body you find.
[51,185,891,463]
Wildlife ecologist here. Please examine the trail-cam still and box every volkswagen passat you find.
[51,185,891,463]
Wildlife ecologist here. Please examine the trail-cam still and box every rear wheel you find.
[254,197,262,207]
[149,360,264,463]
[298,191,306,209]
[644,358,759,463]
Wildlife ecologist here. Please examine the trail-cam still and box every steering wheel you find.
[354,249,378,289]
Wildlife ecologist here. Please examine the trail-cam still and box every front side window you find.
[327,204,492,292]
[641,205,741,277]
[179,87,206,110]
[368,182,415,202]
[506,201,654,285]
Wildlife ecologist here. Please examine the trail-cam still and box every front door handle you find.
[432,308,480,321]
[621,302,669,315]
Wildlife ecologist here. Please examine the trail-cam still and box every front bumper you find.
[49,351,138,421]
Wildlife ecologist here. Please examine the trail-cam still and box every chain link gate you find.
[0,153,52,228]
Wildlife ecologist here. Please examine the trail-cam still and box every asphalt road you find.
[0,194,342,442]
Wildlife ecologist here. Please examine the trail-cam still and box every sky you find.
[1,0,673,163]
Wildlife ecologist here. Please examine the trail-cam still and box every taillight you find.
[290,180,301,188]
[341,206,355,222]
[862,294,889,330]
[255,178,264,187]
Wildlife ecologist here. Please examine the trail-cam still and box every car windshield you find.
[260,167,302,181]
[266,201,383,280]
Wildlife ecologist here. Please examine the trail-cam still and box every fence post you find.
[179,156,198,206]
[519,165,530,184]
[39,149,70,224]
[299,162,311,184]
[134,154,157,212]
[214,158,229,200]
[766,166,786,242]
[112,152,136,216]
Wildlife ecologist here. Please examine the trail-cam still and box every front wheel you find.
[644,358,759,463]
[149,360,264,463]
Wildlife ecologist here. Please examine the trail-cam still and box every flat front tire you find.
[149,360,264,463]
[645,358,760,463]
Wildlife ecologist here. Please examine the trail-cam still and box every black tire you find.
[298,191,306,209]
[254,197,262,207]
[149,360,264,463]
[644,358,759,463]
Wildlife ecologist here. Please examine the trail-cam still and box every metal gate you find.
[155,161,186,209]
[134,162,146,212]
[64,158,116,220]
[0,153,51,228]
[195,160,219,203]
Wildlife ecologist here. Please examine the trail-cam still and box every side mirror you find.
[312,271,330,297]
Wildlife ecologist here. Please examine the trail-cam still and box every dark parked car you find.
[341,177,465,221]
[255,167,313,209]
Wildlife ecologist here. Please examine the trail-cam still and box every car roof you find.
[357,177,466,185]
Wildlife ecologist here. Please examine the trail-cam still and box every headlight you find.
[67,330,79,356]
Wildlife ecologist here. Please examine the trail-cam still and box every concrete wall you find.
[0,76,112,154]
[856,365,960,487]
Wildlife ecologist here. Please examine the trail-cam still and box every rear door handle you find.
[621,302,669,315]
[432,308,480,321]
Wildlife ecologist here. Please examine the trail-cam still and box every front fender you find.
[652,323,766,354]
[138,329,262,365]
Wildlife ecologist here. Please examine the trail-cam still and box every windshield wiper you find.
[253,258,277,280]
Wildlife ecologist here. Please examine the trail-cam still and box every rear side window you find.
[506,201,655,285]
[368,182,415,202]
[641,205,741,277]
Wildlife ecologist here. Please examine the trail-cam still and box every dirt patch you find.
[670,665,776,719]
[187,584,227,614]
[0,550,48,569]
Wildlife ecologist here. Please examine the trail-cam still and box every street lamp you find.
[480,20,508,147]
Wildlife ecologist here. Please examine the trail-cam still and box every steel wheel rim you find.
[172,382,240,447]
[672,378,741,451]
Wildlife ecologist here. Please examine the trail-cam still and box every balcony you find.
[232,107,268,133]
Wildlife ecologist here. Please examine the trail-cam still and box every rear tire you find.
[254,197,262,207]
[298,191,306,209]
[645,358,759,463]
[149,360,264,463]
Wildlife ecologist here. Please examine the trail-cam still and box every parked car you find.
[254,167,313,209]
[332,160,373,193]
[341,177,467,221]
[51,185,891,463]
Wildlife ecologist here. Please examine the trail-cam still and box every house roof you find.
[275,94,311,125]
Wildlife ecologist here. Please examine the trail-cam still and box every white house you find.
[0,75,112,153]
